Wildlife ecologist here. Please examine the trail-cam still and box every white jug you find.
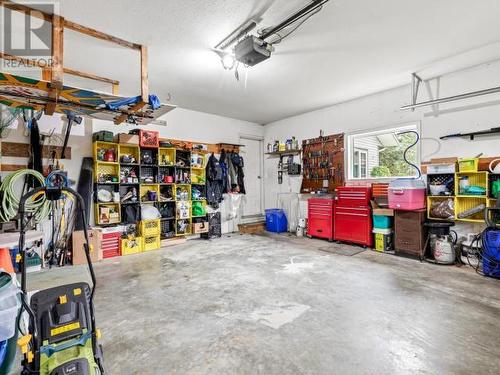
[489,158,500,174]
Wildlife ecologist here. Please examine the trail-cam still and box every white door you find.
[240,135,264,219]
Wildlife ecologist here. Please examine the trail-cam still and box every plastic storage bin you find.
[458,158,479,173]
[143,235,161,252]
[373,215,392,229]
[374,233,393,252]
[265,209,288,233]
[121,237,143,256]
[388,179,426,210]
[0,274,20,341]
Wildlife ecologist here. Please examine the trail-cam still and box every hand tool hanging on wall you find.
[61,113,83,159]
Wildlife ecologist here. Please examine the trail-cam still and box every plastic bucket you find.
[0,273,20,342]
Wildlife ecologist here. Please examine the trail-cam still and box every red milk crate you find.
[139,130,159,148]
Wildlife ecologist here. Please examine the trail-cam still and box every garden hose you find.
[0,169,51,223]
[398,130,421,179]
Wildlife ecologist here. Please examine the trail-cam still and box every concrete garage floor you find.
[19,234,500,375]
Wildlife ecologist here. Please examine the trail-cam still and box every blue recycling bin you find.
[265,209,288,233]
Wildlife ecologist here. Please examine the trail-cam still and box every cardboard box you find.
[72,229,103,265]
[117,133,139,145]
[193,222,209,234]
[370,200,394,217]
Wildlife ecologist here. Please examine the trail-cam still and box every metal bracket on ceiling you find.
[410,73,423,112]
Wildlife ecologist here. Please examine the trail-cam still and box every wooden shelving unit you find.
[93,140,208,239]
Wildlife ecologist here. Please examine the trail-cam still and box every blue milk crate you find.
[265,209,288,233]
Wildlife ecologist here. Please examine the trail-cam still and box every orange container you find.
[372,183,389,197]
[0,248,15,274]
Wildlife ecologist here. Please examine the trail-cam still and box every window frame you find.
[353,148,368,179]
[346,122,421,182]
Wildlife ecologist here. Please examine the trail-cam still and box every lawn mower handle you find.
[18,186,97,348]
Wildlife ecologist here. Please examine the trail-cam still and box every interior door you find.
[240,135,264,219]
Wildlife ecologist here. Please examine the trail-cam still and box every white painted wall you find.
[264,59,500,232]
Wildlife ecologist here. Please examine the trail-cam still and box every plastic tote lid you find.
[389,178,426,190]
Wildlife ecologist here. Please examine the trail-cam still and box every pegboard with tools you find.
[301,133,345,194]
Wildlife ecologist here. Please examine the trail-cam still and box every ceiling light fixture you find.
[221,53,236,70]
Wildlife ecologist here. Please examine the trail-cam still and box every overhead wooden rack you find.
[0,1,174,125]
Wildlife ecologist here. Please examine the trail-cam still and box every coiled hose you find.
[398,130,421,179]
[0,169,51,223]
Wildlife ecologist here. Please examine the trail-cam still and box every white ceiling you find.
[24,0,500,124]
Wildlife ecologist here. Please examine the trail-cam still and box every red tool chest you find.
[101,231,121,259]
[307,198,335,241]
[334,187,373,247]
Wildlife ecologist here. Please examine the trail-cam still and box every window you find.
[347,123,420,180]
[353,149,368,178]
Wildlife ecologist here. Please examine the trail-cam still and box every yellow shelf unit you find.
[158,148,176,166]
[121,237,143,256]
[95,202,121,226]
[139,184,160,203]
[93,141,119,162]
[455,171,489,196]
[94,162,120,183]
[176,200,191,220]
[142,235,161,251]
[190,152,206,185]
[174,184,191,202]
[118,144,140,165]
[139,219,161,236]
[426,196,454,221]
[455,196,487,223]
[175,219,192,237]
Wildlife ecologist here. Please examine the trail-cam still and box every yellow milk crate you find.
[458,158,479,172]
[121,237,143,256]
[140,219,161,236]
[142,235,161,251]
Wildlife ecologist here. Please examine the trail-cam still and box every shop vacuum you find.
[17,186,106,375]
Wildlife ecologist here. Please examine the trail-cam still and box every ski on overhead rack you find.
[0,72,176,125]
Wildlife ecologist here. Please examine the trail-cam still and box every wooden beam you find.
[46,14,64,115]
[0,164,27,172]
[0,0,52,22]
[1,141,72,159]
[112,83,120,96]
[63,67,119,86]
[64,20,142,50]
[140,45,149,103]
[0,52,119,88]
[0,1,141,51]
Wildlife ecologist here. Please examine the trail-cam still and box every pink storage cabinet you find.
[388,179,426,210]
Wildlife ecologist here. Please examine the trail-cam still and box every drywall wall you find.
[1,108,262,234]
[264,59,500,228]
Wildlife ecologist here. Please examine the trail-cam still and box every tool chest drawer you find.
[101,232,121,258]
[334,206,373,247]
[335,187,372,207]
[307,198,334,241]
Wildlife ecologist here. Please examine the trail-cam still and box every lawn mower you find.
[17,186,105,375]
